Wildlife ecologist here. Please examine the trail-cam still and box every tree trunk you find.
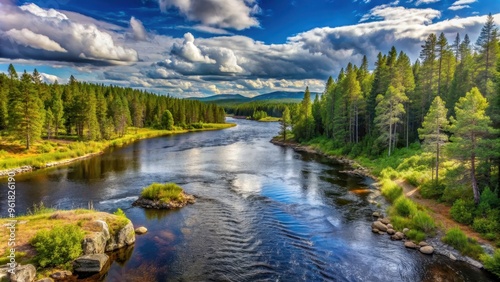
[471,153,480,205]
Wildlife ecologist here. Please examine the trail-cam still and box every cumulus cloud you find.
[157,0,260,30]
[5,28,67,52]
[130,16,147,41]
[172,32,215,63]
[0,3,138,65]
[449,0,476,10]
[40,72,62,84]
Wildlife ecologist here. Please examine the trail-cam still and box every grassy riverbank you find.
[0,123,235,173]
[274,135,500,276]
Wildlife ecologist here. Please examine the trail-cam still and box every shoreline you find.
[0,123,236,179]
[270,136,492,270]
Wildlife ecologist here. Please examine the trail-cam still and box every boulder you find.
[135,226,148,234]
[463,257,483,269]
[418,241,429,247]
[372,228,379,233]
[73,254,109,273]
[8,264,36,282]
[420,246,434,255]
[371,221,388,232]
[391,231,405,240]
[387,224,393,229]
[50,271,72,280]
[378,231,386,235]
[379,218,390,225]
[0,267,8,282]
[82,221,110,255]
[387,229,395,235]
[106,221,135,252]
[404,241,419,249]
[372,211,381,218]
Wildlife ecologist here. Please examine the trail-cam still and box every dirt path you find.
[394,179,489,245]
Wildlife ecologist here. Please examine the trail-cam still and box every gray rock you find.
[106,221,136,251]
[391,231,405,240]
[372,228,379,233]
[135,226,148,234]
[404,241,419,249]
[419,246,434,255]
[378,231,386,235]
[463,257,483,269]
[82,221,110,255]
[387,224,393,229]
[8,264,36,282]
[372,221,388,232]
[418,241,428,247]
[0,267,9,282]
[372,211,381,217]
[379,218,390,225]
[49,271,72,280]
[449,253,457,260]
[387,229,395,235]
[73,254,109,273]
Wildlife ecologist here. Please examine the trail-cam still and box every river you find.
[0,118,496,281]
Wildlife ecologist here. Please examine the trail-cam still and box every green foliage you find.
[161,110,174,130]
[481,249,500,278]
[411,211,436,233]
[27,202,55,215]
[407,229,427,242]
[442,227,485,259]
[389,215,411,231]
[141,182,183,202]
[472,217,499,234]
[31,225,84,267]
[393,196,418,217]
[251,110,268,120]
[380,179,403,202]
[420,179,446,199]
[113,208,127,218]
[450,199,475,224]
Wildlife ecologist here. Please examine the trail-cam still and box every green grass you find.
[257,117,281,122]
[442,227,485,259]
[141,182,184,202]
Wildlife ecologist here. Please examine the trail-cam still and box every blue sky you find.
[0,0,499,97]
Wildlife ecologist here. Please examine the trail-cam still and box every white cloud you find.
[157,0,260,30]
[130,16,147,41]
[451,0,477,5]
[448,5,470,10]
[40,72,62,84]
[5,28,67,52]
[415,0,440,5]
[173,32,215,63]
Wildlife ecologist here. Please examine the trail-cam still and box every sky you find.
[0,0,499,97]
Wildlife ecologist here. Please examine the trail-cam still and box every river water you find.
[0,118,496,281]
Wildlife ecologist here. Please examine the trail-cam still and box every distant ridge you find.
[189,91,319,103]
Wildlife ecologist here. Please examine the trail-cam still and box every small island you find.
[132,182,195,209]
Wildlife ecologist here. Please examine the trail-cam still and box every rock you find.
[403,228,410,234]
[371,221,388,232]
[387,224,393,229]
[73,254,109,273]
[50,271,72,280]
[8,264,36,282]
[135,226,148,234]
[372,212,381,217]
[463,257,483,269]
[392,232,405,240]
[404,241,419,249]
[372,228,379,233]
[380,218,390,225]
[132,192,195,209]
[82,220,110,255]
[105,221,135,252]
[387,229,395,235]
[0,267,8,282]
[420,246,434,255]
[378,231,385,235]
[449,253,457,260]
[419,241,429,247]
[36,278,55,282]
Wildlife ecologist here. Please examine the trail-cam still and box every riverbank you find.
[270,136,496,271]
[0,123,236,178]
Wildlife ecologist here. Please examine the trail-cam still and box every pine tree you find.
[448,87,495,204]
[476,13,499,99]
[45,108,54,140]
[418,96,449,182]
[281,106,291,141]
[162,110,174,130]
[8,72,45,150]
[50,83,64,138]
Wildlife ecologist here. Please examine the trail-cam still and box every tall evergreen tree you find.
[476,13,499,99]
[281,106,291,141]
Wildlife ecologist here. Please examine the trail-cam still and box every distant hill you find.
[189,91,319,104]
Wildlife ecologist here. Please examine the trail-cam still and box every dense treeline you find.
[223,101,294,118]
[0,67,225,149]
[286,15,500,272]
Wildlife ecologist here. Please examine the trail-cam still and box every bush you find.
[442,227,468,252]
[419,180,445,199]
[472,217,499,234]
[393,197,418,217]
[113,208,127,218]
[141,182,183,202]
[380,179,403,202]
[481,249,500,278]
[450,199,475,225]
[31,225,84,267]
[389,215,411,231]
[412,211,436,233]
[407,229,427,242]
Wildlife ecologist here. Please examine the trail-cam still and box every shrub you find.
[450,199,475,225]
[472,217,499,234]
[407,229,427,242]
[442,227,468,252]
[393,197,418,217]
[380,179,403,202]
[388,215,411,231]
[482,249,500,278]
[141,182,183,202]
[419,180,445,199]
[113,208,127,218]
[412,211,436,233]
[31,225,84,267]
